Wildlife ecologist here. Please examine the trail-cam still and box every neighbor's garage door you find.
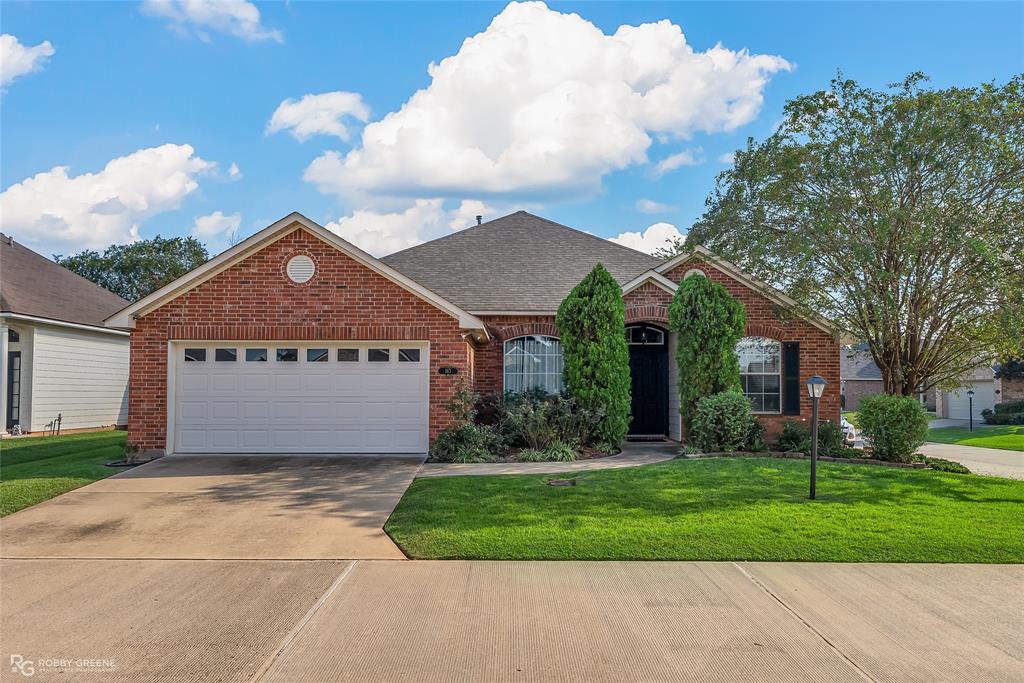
[171,342,429,453]
[944,381,995,421]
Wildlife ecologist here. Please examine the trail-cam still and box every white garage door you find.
[944,381,995,421]
[171,342,429,454]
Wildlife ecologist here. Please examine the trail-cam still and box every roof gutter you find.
[1,312,130,337]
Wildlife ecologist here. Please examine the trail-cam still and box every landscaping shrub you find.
[995,399,1024,414]
[495,391,601,451]
[918,456,971,474]
[556,264,632,449]
[745,418,767,451]
[430,423,503,463]
[982,412,1024,425]
[667,270,746,434]
[516,449,549,462]
[690,391,755,452]
[857,393,929,463]
[817,421,846,457]
[985,400,1024,425]
[777,421,811,453]
[544,441,577,462]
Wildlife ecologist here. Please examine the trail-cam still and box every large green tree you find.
[667,272,746,433]
[556,264,632,448]
[55,236,209,302]
[687,73,1024,395]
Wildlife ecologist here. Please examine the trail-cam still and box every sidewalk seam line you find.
[248,560,359,683]
[732,562,878,683]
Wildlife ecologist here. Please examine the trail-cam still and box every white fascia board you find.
[104,212,488,338]
[1,312,130,337]
[621,270,678,296]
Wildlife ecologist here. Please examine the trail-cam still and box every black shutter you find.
[782,342,800,416]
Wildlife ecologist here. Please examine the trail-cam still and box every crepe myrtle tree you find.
[687,73,1024,396]
[667,270,747,433]
[556,264,632,448]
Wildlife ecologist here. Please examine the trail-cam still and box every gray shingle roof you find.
[381,211,661,312]
[840,345,883,381]
[1,234,128,327]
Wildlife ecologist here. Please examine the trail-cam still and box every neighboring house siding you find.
[128,227,469,453]
[1001,378,1024,403]
[29,324,129,431]
[841,379,883,412]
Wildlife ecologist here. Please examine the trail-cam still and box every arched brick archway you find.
[744,322,787,341]
[625,305,669,325]
[492,321,559,342]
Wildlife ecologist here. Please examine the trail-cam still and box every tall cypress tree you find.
[556,264,632,449]
[668,272,746,434]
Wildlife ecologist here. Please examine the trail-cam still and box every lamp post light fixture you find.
[967,389,975,432]
[805,375,828,500]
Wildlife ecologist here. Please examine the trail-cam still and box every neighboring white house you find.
[1,234,130,435]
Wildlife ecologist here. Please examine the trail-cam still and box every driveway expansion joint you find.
[732,562,878,683]
[249,560,361,683]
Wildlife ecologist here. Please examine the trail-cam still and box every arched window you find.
[504,335,564,394]
[736,337,781,413]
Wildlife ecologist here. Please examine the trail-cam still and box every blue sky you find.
[2,1,1022,258]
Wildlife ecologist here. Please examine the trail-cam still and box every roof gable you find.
[0,234,128,328]
[104,212,487,335]
[657,246,841,338]
[381,211,660,313]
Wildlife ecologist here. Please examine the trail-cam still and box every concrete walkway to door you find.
[0,454,422,559]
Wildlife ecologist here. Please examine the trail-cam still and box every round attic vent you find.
[286,255,316,283]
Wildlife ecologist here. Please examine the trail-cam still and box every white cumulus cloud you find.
[609,222,685,254]
[227,162,242,180]
[636,198,675,214]
[1,34,55,87]
[654,148,704,176]
[718,151,735,163]
[191,210,241,253]
[0,144,213,254]
[303,1,790,204]
[267,91,370,142]
[325,199,500,256]
[142,0,282,43]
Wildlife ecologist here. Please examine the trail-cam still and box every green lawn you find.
[0,431,127,516]
[386,457,1024,563]
[927,425,1024,452]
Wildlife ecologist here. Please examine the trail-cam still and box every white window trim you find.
[503,335,565,394]
[737,337,783,415]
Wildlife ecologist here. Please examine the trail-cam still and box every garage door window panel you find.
[369,348,390,362]
[246,348,267,362]
[399,349,421,363]
[277,348,298,362]
[184,348,206,362]
[215,348,237,362]
[306,348,329,363]
[338,348,359,362]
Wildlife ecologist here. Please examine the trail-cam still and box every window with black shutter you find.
[782,342,801,415]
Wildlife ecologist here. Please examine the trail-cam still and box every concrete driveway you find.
[2,559,1021,682]
[0,454,422,559]
[920,443,1024,479]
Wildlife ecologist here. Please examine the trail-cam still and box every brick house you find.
[106,212,841,457]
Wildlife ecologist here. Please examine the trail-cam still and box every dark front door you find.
[7,351,21,431]
[626,324,669,436]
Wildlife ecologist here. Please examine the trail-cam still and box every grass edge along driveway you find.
[386,457,1024,563]
[926,425,1024,452]
[0,431,127,516]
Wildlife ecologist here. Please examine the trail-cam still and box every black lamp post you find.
[805,375,828,500]
[967,389,975,431]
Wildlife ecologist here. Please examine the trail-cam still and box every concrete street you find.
[2,456,1022,682]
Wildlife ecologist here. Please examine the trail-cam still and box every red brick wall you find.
[662,261,841,434]
[128,226,469,452]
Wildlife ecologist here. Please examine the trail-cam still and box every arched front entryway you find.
[626,323,669,438]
